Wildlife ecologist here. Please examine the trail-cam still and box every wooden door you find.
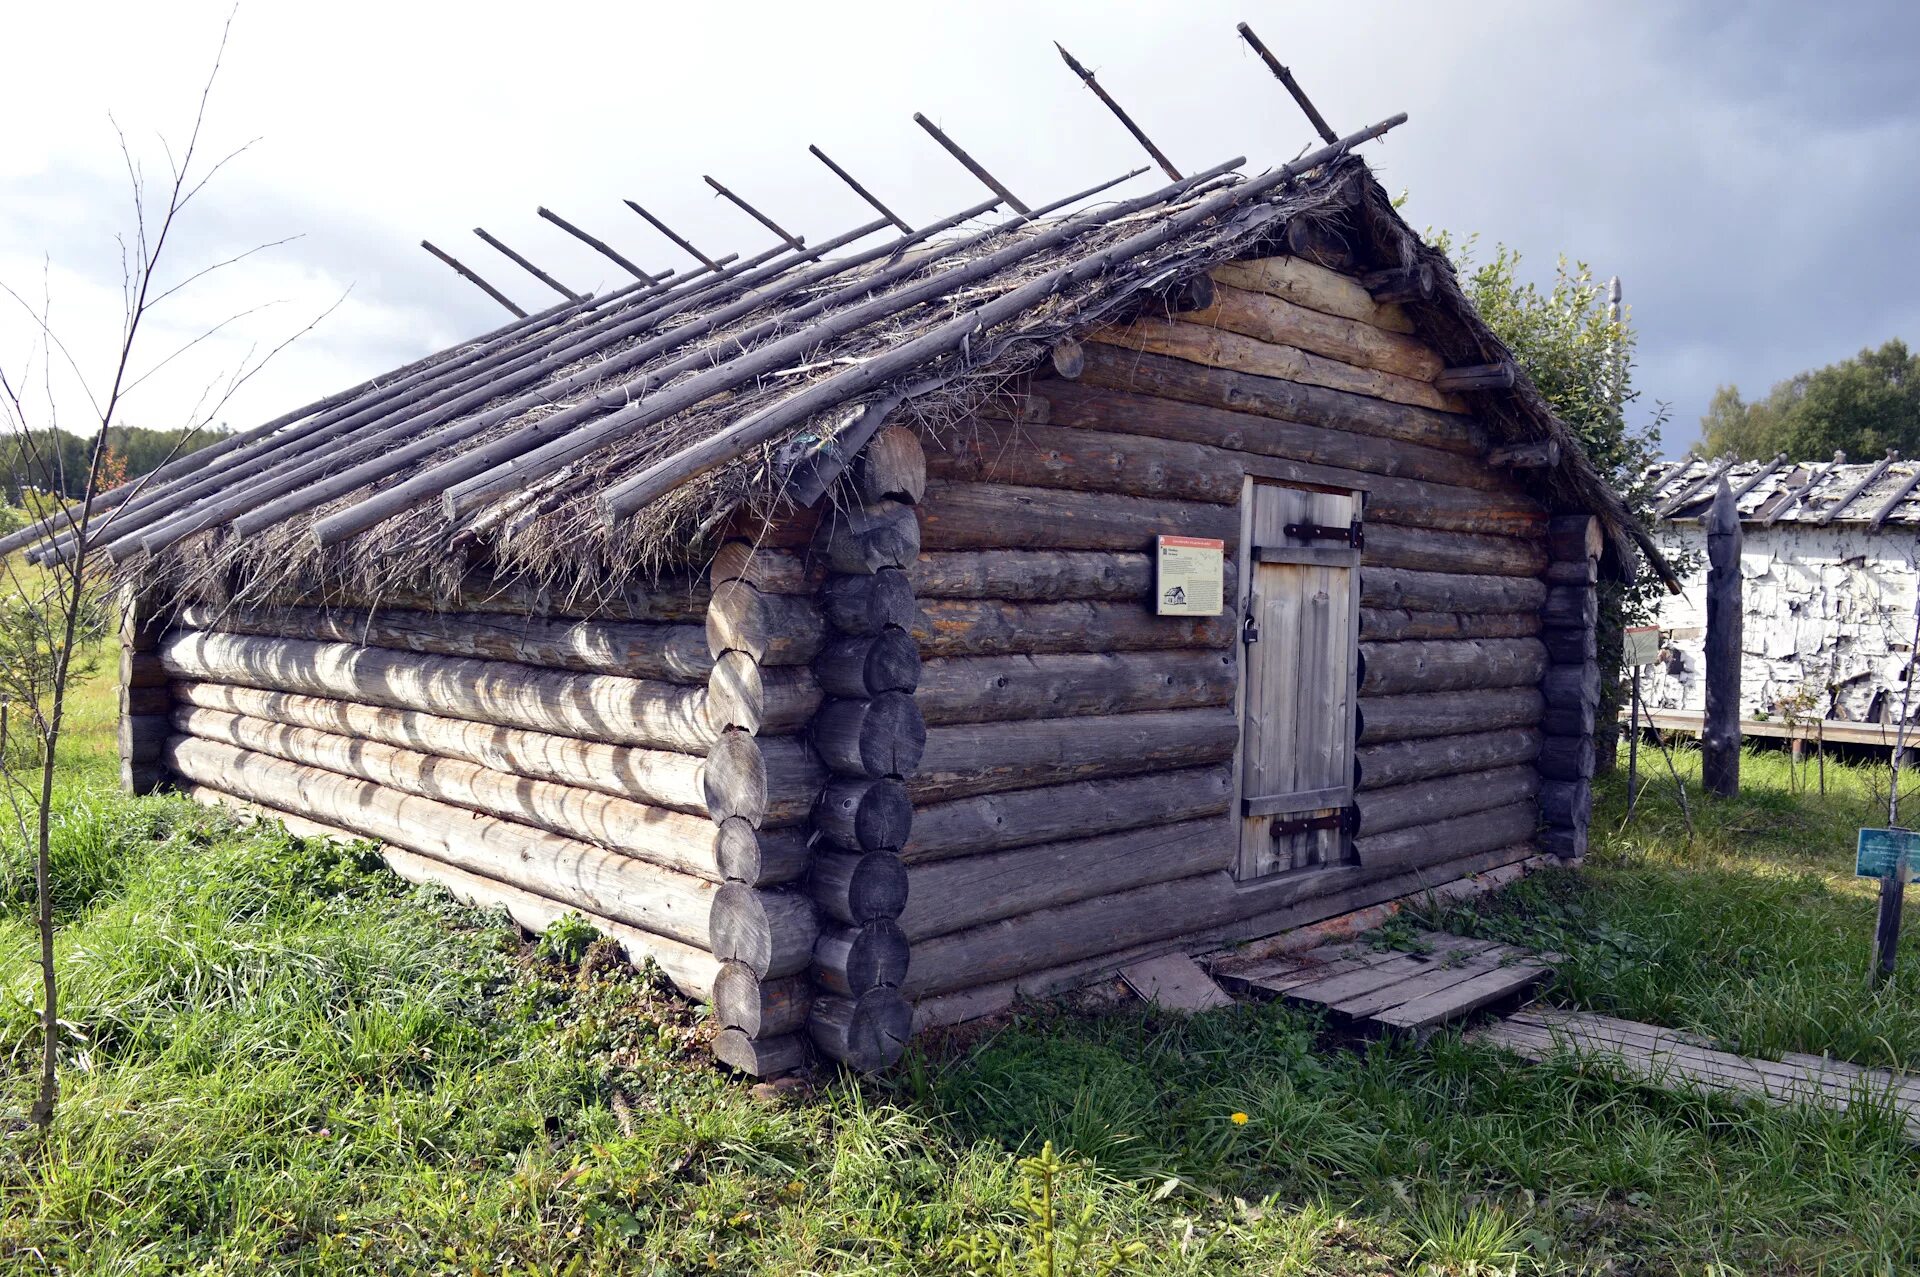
[1236,483,1362,879]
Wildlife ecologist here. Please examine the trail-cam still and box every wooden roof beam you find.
[536,207,659,283]
[1654,454,1739,519]
[473,227,584,302]
[809,145,913,234]
[1816,447,1899,526]
[623,201,723,271]
[1871,462,1920,530]
[1762,450,1846,527]
[420,240,526,317]
[1729,452,1789,503]
[1235,21,1339,144]
[702,176,810,257]
[913,113,1031,215]
[1054,42,1182,181]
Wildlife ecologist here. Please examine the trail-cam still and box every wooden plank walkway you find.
[1212,930,1552,1034]
[1475,1008,1920,1140]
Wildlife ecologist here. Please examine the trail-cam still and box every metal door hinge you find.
[1284,519,1364,549]
[1268,806,1358,838]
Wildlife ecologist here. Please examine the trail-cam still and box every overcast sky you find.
[4,1,1916,458]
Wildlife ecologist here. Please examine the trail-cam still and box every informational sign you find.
[1856,828,1920,882]
[1155,535,1225,616]
[1623,625,1662,667]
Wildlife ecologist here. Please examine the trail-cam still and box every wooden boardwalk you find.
[1474,1008,1920,1140]
[1212,931,1552,1033]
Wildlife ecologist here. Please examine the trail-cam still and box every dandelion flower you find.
[1229,1111,1250,1125]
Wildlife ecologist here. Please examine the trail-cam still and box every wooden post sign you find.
[1155,535,1224,616]
[1623,625,1661,807]
[1858,827,1919,985]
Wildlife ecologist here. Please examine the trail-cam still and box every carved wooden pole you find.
[1701,479,1743,797]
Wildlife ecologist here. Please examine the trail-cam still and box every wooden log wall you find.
[791,424,926,1075]
[119,588,169,795]
[1536,514,1603,859]
[886,250,1551,1003]
[151,573,831,1079]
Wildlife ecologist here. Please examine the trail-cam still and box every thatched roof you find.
[17,120,1653,611]
[1649,452,1920,531]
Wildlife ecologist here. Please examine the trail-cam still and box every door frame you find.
[1227,475,1367,882]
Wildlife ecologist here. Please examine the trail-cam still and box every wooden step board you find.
[1475,1009,1920,1141]
[1213,930,1551,1033]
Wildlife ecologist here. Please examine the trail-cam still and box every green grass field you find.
[6,668,1920,1274]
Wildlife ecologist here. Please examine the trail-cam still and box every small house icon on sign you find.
[1163,585,1186,606]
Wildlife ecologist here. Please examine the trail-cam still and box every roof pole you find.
[912,113,1032,215]
[1053,43,1183,181]
[420,240,526,317]
[1235,22,1339,144]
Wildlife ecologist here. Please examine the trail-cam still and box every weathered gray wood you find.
[1353,800,1537,871]
[172,704,806,884]
[1360,264,1435,304]
[809,989,912,1072]
[1235,452,1545,539]
[1360,569,1546,614]
[1436,362,1518,393]
[1541,625,1598,664]
[711,883,819,979]
[711,1029,809,1076]
[901,819,1228,940]
[906,764,1231,862]
[853,426,927,506]
[1358,638,1548,696]
[121,684,171,716]
[1355,728,1542,792]
[915,598,1232,658]
[814,631,921,698]
[705,582,827,663]
[919,480,1241,552]
[1485,438,1558,468]
[1359,609,1540,642]
[1536,733,1597,782]
[1539,698,1597,738]
[1541,662,1601,709]
[917,649,1234,725]
[815,777,913,852]
[1541,584,1598,630]
[1038,380,1501,491]
[1547,514,1604,563]
[1363,523,1547,578]
[119,714,168,764]
[704,728,826,828]
[248,570,712,623]
[706,651,823,735]
[1208,256,1416,333]
[162,630,750,752]
[709,542,820,595]
[1539,825,1587,859]
[1544,558,1599,586]
[913,707,1240,804]
[1703,479,1743,796]
[716,816,811,884]
[820,499,921,574]
[811,851,909,926]
[912,549,1154,600]
[712,964,812,1037]
[1539,778,1591,827]
[813,919,910,997]
[1355,765,1539,838]
[167,734,728,952]
[1358,688,1544,744]
[821,568,919,635]
[811,693,926,778]
[925,424,1242,504]
[176,602,722,683]
[1371,962,1550,1030]
[122,647,170,688]
[1181,280,1442,380]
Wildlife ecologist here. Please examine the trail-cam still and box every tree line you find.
[0,425,225,504]
[1700,338,1919,460]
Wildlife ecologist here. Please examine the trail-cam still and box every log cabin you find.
[31,125,1663,1077]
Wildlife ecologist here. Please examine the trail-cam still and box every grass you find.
[5,674,1920,1273]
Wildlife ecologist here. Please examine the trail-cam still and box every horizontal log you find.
[122,760,168,796]
[706,650,823,735]
[819,499,920,574]
[176,602,722,683]
[1540,825,1587,859]
[711,1029,808,1077]
[705,582,827,664]
[716,815,810,885]
[1540,698,1596,737]
[704,728,825,828]
[1209,256,1417,333]
[1363,524,1547,578]
[167,734,727,954]
[1358,687,1544,744]
[814,631,921,699]
[1355,728,1541,792]
[915,600,1232,660]
[1358,638,1548,696]
[1087,315,1465,412]
[925,423,1242,504]
[1485,439,1557,468]
[1354,765,1539,839]
[1542,626,1598,664]
[1547,514,1604,563]
[120,714,167,764]
[709,541,820,594]
[1360,264,1435,305]
[246,572,712,623]
[1236,454,1545,538]
[809,989,912,1072]
[1038,379,1500,491]
[1077,342,1481,456]
[815,777,913,852]
[901,819,1228,940]
[854,426,927,506]
[1359,609,1540,642]
[1537,733,1596,782]
[1436,362,1517,393]
[1539,779,1591,828]
[919,480,1239,553]
[916,649,1236,725]
[162,630,762,753]
[912,549,1151,600]
[120,683,171,716]
[813,919,910,998]
[171,704,806,884]
[821,568,918,636]
[905,765,1234,863]
[1360,568,1546,614]
[1542,584,1598,630]
[1542,662,1601,710]
[169,678,783,821]
[711,883,819,979]
[1049,337,1086,380]
[1544,558,1598,586]
[122,647,169,688]
[1353,800,1538,872]
[811,693,926,778]
[712,963,811,1037]
[913,707,1240,804]
[1182,281,1443,381]
[811,850,909,926]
